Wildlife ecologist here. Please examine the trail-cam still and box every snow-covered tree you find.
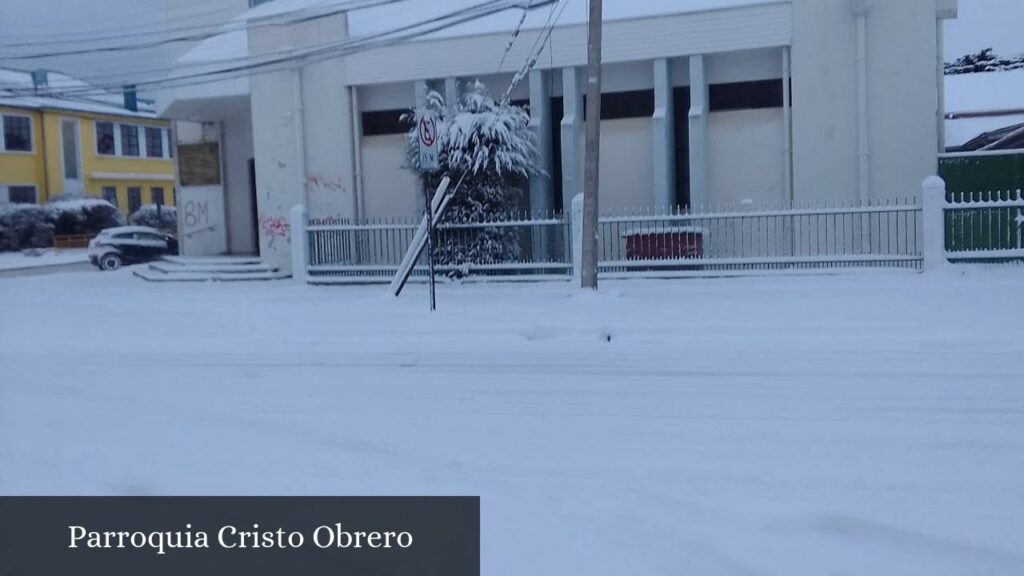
[406,80,539,269]
[945,48,1024,75]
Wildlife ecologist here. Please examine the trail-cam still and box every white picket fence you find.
[290,177,1023,284]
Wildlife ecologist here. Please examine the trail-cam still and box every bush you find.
[0,197,123,252]
[0,204,54,252]
[129,204,177,231]
[46,198,123,236]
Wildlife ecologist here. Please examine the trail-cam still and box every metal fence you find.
[306,212,572,283]
[303,198,929,283]
[944,189,1024,263]
[597,200,923,277]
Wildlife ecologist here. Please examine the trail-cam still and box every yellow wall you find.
[0,106,45,199]
[2,106,173,212]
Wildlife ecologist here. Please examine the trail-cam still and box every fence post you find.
[921,175,947,271]
[290,204,309,283]
[571,193,584,281]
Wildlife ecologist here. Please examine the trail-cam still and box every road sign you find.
[418,113,439,172]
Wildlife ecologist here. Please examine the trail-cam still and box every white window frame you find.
[96,122,171,159]
[95,120,118,157]
[1,113,35,154]
[0,184,39,204]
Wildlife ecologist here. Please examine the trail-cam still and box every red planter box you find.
[623,228,705,261]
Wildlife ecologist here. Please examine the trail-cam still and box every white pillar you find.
[414,80,429,107]
[571,193,584,281]
[560,67,584,213]
[652,58,675,210]
[922,175,947,271]
[529,69,554,214]
[444,77,458,107]
[688,54,708,209]
[290,204,309,282]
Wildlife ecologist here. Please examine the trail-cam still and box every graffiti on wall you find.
[259,213,290,250]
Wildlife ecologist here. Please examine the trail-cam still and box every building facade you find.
[158,0,958,271]
[0,69,175,214]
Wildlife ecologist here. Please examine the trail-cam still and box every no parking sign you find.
[417,113,439,172]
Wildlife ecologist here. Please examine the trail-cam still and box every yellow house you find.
[1,68,175,215]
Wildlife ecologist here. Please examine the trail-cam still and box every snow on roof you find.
[177,0,782,66]
[348,0,783,40]
[945,70,1024,115]
[946,114,1024,148]
[0,67,157,118]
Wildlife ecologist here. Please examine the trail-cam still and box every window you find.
[96,122,115,155]
[120,124,140,156]
[2,115,32,152]
[167,129,174,158]
[145,127,164,158]
[7,186,37,204]
[172,187,177,206]
[102,186,118,207]
[151,187,165,206]
[709,79,784,112]
[127,187,142,213]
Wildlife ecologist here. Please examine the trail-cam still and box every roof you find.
[944,69,1024,148]
[0,67,158,119]
[949,121,1024,152]
[177,0,783,66]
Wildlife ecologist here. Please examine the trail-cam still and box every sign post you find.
[418,113,440,310]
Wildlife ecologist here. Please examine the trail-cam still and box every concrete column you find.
[560,67,584,213]
[444,77,458,107]
[529,69,554,214]
[290,204,309,282]
[415,80,429,107]
[688,54,708,209]
[652,58,675,209]
[922,175,947,271]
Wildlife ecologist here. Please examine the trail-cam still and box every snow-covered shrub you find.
[46,198,123,236]
[945,48,1024,75]
[129,204,177,231]
[0,204,54,252]
[405,80,539,270]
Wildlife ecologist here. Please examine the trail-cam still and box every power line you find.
[0,0,404,60]
[5,0,558,99]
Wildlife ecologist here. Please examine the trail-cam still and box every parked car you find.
[88,226,179,270]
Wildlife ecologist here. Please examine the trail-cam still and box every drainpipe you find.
[852,0,872,203]
[39,111,51,201]
[782,46,793,206]
[350,86,364,221]
[293,67,308,208]
[936,20,946,155]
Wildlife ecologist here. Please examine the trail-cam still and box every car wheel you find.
[99,253,123,271]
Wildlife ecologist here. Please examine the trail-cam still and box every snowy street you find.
[2,268,1023,575]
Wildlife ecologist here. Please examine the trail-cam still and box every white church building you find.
[157,0,958,272]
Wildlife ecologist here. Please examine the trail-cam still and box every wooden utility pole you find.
[580,0,602,289]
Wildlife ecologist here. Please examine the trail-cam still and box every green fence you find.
[939,152,1024,253]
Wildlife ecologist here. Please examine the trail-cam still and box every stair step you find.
[161,256,262,266]
[149,262,277,274]
[134,269,290,282]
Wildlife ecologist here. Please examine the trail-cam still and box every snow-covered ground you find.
[0,249,88,271]
[2,268,1023,575]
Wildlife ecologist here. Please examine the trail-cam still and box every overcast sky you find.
[0,0,1021,86]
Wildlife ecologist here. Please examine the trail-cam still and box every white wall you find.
[222,104,256,255]
[708,109,787,208]
[575,118,655,211]
[360,135,420,218]
[791,0,941,204]
[248,11,356,272]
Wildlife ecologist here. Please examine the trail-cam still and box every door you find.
[60,118,84,196]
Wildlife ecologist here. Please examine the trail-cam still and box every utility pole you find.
[580,0,602,289]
